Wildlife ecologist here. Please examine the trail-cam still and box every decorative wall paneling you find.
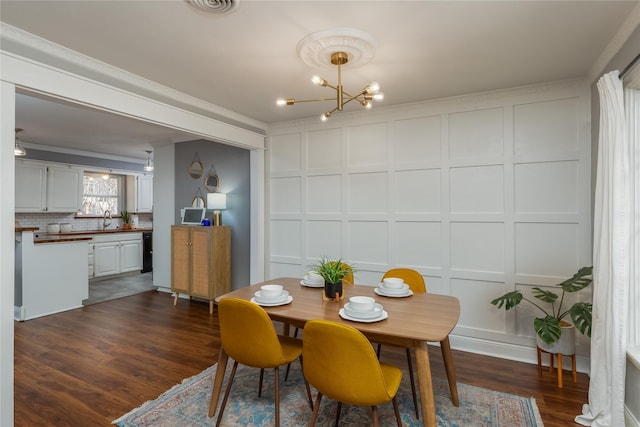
[267,81,591,369]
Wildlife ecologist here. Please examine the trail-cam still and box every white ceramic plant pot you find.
[536,321,576,355]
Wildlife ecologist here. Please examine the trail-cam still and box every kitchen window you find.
[81,172,125,216]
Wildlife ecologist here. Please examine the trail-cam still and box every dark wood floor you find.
[14,290,589,426]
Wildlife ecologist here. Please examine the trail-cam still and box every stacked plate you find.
[251,290,292,306]
[339,297,388,323]
[300,272,324,288]
[375,283,414,298]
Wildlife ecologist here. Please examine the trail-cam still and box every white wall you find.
[267,80,592,369]
[0,81,16,427]
[151,143,175,290]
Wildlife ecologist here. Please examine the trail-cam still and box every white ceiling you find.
[2,0,637,160]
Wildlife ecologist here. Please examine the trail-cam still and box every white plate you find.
[251,295,293,307]
[339,308,388,323]
[343,303,384,319]
[375,287,414,298]
[300,279,324,288]
[254,290,290,303]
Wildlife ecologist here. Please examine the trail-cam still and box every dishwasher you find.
[142,231,153,273]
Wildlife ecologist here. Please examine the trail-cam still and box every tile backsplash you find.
[15,212,153,232]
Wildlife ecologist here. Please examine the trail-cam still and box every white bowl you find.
[304,272,324,284]
[60,223,72,233]
[382,277,404,289]
[260,284,284,297]
[378,283,409,295]
[47,223,60,233]
[348,296,376,312]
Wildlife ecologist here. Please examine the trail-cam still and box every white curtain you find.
[576,70,631,426]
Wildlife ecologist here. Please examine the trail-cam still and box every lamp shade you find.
[207,193,227,210]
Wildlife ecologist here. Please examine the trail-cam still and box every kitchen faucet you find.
[103,210,112,230]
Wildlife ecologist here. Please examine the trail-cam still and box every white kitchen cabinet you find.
[47,164,83,212]
[93,241,120,277]
[15,161,47,212]
[126,174,153,213]
[120,238,143,273]
[15,160,83,213]
[93,233,142,277]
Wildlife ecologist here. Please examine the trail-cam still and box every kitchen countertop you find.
[17,227,153,244]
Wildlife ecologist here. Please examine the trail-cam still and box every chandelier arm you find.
[341,96,361,107]
[290,97,339,104]
[323,82,339,91]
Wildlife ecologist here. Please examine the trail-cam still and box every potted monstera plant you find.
[490,266,593,353]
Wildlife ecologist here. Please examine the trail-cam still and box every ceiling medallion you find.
[185,0,239,14]
[277,28,384,122]
[296,28,377,70]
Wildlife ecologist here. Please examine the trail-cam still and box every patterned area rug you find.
[114,362,543,426]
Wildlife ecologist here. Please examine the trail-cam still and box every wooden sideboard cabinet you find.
[171,225,231,313]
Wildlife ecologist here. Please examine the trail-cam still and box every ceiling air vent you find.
[185,0,239,14]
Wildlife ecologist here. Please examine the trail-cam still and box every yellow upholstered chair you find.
[302,320,403,427]
[379,268,426,419]
[209,298,312,427]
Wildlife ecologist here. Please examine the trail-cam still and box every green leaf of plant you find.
[532,287,558,304]
[534,316,561,345]
[490,291,523,310]
[560,266,593,292]
[569,302,592,337]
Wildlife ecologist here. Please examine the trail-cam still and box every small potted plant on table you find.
[314,256,353,302]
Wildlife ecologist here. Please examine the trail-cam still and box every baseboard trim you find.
[627,405,640,427]
[14,305,24,321]
[449,334,590,374]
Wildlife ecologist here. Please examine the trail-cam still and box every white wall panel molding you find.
[266,80,592,369]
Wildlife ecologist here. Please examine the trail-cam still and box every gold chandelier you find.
[276,28,384,122]
[276,51,384,122]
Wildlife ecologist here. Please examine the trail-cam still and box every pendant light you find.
[144,150,154,172]
[14,128,26,157]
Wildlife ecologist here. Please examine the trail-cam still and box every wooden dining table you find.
[208,277,461,427]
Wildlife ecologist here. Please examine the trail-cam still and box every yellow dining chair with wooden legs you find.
[378,267,426,419]
[302,319,403,427]
[209,298,313,427]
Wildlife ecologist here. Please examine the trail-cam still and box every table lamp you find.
[207,193,227,226]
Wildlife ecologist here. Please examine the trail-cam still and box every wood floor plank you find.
[14,290,588,426]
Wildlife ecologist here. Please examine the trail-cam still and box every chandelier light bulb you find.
[276,98,287,107]
[366,82,380,94]
[311,75,325,86]
[373,92,385,102]
[365,101,372,110]
[321,112,331,122]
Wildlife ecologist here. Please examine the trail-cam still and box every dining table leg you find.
[208,348,229,417]
[439,336,459,406]
[414,340,436,427]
